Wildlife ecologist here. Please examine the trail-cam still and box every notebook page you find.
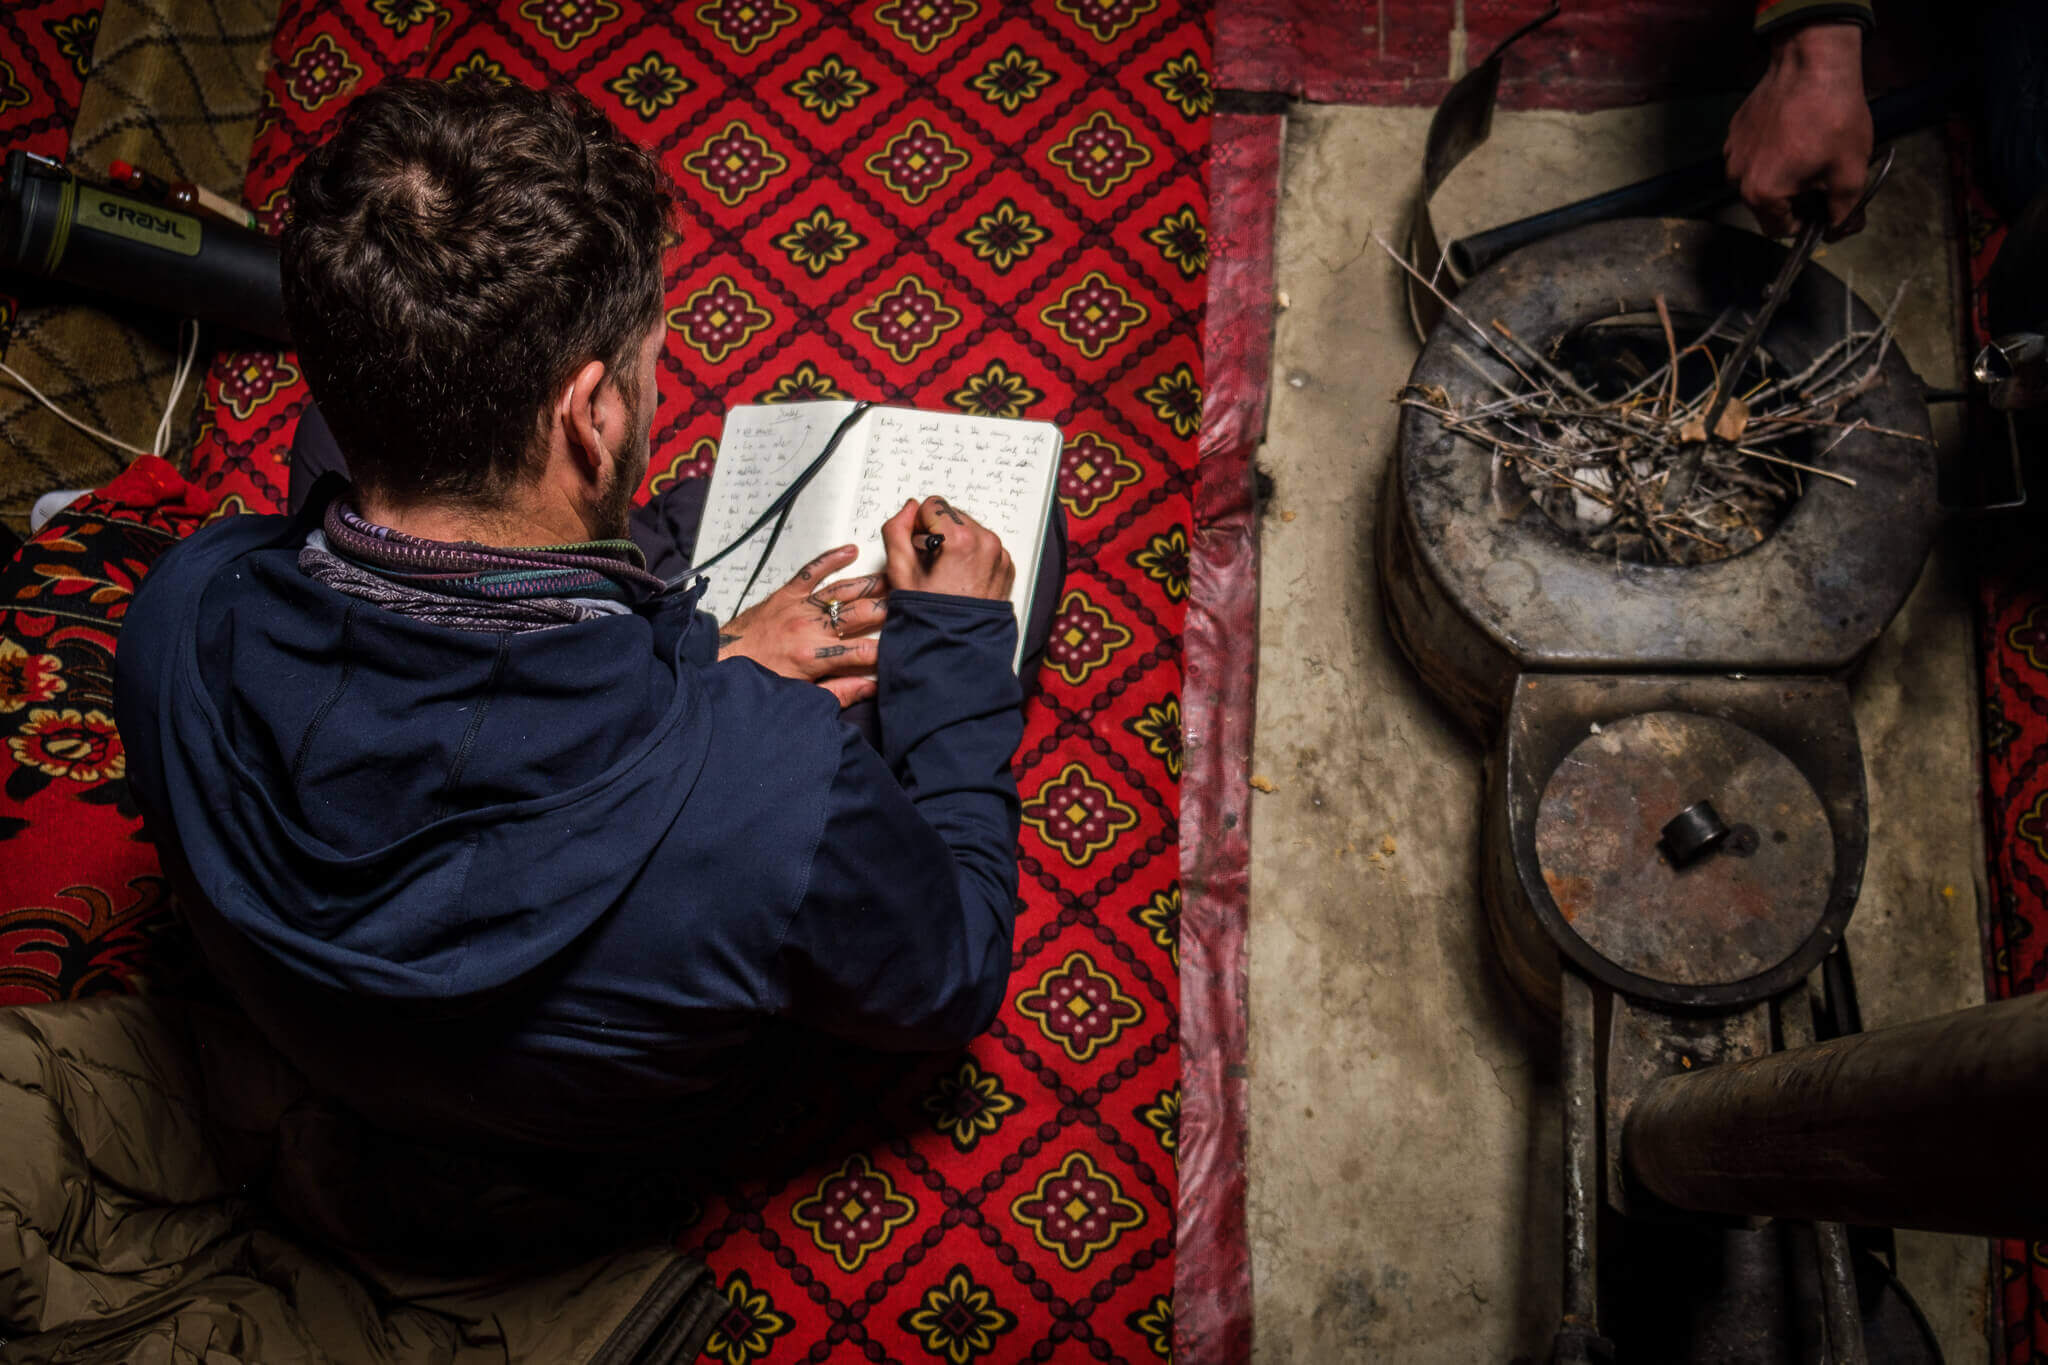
[695,402,863,622]
[844,408,1062,665]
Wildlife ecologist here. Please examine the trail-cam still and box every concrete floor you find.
[1244,103,1991,1362]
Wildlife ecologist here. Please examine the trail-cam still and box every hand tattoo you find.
[813,645,852,659]
[933,499,968,526]
[718,632,742,648]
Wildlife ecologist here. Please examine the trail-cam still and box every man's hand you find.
[1726,22,1872,238]
[881,497,1015,602]
[717,545,888,707]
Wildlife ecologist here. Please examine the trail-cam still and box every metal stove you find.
[1379,217,1951,1363]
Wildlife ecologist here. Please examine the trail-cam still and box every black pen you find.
[919,532,944,562]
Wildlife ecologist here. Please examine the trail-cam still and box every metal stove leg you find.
[1553,965,1613,1364]
[1780,984,1869,1365]
[1813,1221,1868,1365]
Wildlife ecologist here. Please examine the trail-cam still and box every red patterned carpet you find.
[0,2,1206,1360]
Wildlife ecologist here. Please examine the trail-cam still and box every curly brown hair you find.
[282,77,672,503]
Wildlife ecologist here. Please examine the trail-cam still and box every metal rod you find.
[1776,985,1869,1365]
[1445,73,1963,278]
[1814,1221,1868,1365]
[1551,966,1609,1363]
[1623,992,2048,1237]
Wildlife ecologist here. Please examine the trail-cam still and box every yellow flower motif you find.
[1148,51,1212,118]
[948,361,1042,420]
[774,206,864,277]
[1141,362,1202,438]
[1144,205,1208,279]
[694,0,797,54]
[790,1153,917,1273]
[0,60,24,113]
[1042,588,1133,687]
[202,493,253,525]
[1130,884,1180,967]
[969,44,1055,114]
[785,54,873,121]
[956,198,1048,274]
[683,120,789,207]
[1136,1086,1179,1155]
[443,50,509,85]
[900,1264,1018,1364]
[1126,695,1182,779]
[217,352,302,422]
[8,708,125,784]
[1015,949,1144,1060]
[1021,761,1141,869]
[864,118,970,207]
[758,362,850,405]
[283,33,363,112]
[648,437,717,495]
[852,275,962,364]
[0,638,65,713]
[1058,431,1144,518]
[1056,0,1159,42]
[1039,270,1148,360]
[1047,110,1153,199]
[607,53,691,121]
[876,0,978,53]
[1010,1151,1146,1271]
[519,0,620,51]
[921,1058,1021,1153]
[702,1270,792,1365]
[48,12,99,79]
[1127,1293,1174,1360]
[664,275,773,366]
[1130,526,1189,603]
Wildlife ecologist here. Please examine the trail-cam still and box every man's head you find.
[282,78,671,534]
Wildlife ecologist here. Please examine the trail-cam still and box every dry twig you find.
[1379,236,1910,565]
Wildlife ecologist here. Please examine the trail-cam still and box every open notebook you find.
[693,402,1064,669]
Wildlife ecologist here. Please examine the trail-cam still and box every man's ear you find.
[557,357,612,483]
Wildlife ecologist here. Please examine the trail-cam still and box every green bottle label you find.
[73,187,202,257]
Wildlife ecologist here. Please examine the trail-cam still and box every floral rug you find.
[1,1,1207,1361]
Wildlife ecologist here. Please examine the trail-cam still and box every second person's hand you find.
[1725,21,1872,238]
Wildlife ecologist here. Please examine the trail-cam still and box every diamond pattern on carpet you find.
[6,2,1206,1360]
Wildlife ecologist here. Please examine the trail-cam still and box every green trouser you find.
[0,996,720,1364]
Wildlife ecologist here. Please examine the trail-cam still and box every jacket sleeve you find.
[1753,0,1872,39]
[776,591,1024,1050]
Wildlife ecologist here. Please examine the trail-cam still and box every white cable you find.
[0,359,154,458]
[0,318,204,463]
[153,320,200,456]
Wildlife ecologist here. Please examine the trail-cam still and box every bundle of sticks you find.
[1383,237,1924,565]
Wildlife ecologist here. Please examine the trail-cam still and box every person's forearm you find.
[1753,0,1872,41]
[773,592,1021,1052]
[876,590,1024,915]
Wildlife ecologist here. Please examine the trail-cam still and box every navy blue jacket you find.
[114,498,1023,1149]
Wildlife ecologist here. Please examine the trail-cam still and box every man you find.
[115,77,1028,1151]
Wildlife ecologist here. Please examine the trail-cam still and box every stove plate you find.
[1535,711,1834,989]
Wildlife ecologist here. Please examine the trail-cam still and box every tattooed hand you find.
[881,496,1015,603]
[716,545,888,707]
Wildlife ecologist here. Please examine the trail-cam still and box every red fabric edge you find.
[1212,0,1945,114]
[1177,109,1280,1365]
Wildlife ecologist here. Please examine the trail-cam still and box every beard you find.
[592,402,651,542]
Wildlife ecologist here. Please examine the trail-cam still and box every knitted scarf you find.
[300,499,669,633]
